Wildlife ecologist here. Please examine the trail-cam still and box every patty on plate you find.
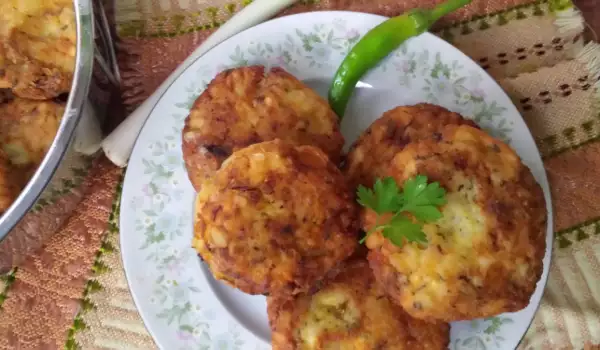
[364,124,547,322]
[0,97,64,167]
[182,65,344,191]
[192,140,358,296]
[267,259,450,350]
[343,103,478,189]
[0,0,75,99]
[0,150,18,214]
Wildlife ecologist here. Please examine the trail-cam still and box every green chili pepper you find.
[328,0,472,118]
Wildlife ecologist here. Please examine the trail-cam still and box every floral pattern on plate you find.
[120,12,552,350]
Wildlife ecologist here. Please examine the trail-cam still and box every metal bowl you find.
[0,1,95,244]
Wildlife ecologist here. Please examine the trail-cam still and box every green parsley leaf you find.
[357,177,402,214]
[401,176,447,206]
[356,185,377,212]
[409,206,443,223]
[399,175,447,222]
[382,215,427,246]
[356,175,447,247]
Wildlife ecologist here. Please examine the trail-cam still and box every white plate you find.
[121,11,553,350]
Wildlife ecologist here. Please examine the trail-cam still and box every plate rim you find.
[119,10,554,349]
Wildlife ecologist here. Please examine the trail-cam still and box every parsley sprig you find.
[357,175,447,246]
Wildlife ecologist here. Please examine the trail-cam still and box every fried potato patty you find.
[182,66,344,191]
[343,103,478,189]
[0,0,75,99]
[192,140,358,296]
[0,97,64,167]
[0,46,10,90]
[267,259,450,350]
[365,124,547,322]
[0,150,18,214]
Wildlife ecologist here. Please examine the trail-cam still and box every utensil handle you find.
[101,0,298,167]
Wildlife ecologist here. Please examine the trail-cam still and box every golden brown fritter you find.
[192,140,358,296]
[0,45,10,90]
[0,150,18,214]
[267,259,450,350]
[0,97,64,167]
[364,124,547,322]
[0,0,75,99]
[343,103,478,189]
[182,65,344,191]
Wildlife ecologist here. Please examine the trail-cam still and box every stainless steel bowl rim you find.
[0,0,95,239]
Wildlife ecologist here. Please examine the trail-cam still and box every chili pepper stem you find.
[429,0,472,23]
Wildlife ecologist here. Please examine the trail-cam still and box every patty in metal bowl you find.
[0,97,64,168]
[364,124,547,322]
[267,259,450,350]
[0,150,18,214]
[343,103,478,190]
[192,140,358,296]
[182,65,344,191]
[0,0,75,99]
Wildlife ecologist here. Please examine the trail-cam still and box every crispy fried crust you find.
[0,0,75,99]
[0,97,64,167]
[0,46,10,89]
[267,259,450,350]
[343,103,478,189]
[364,124,547,322]
[0,150,18,214]
[192,140,358,296]
[182,66,344,191]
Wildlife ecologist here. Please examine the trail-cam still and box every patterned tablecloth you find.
[0,0,599,349]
